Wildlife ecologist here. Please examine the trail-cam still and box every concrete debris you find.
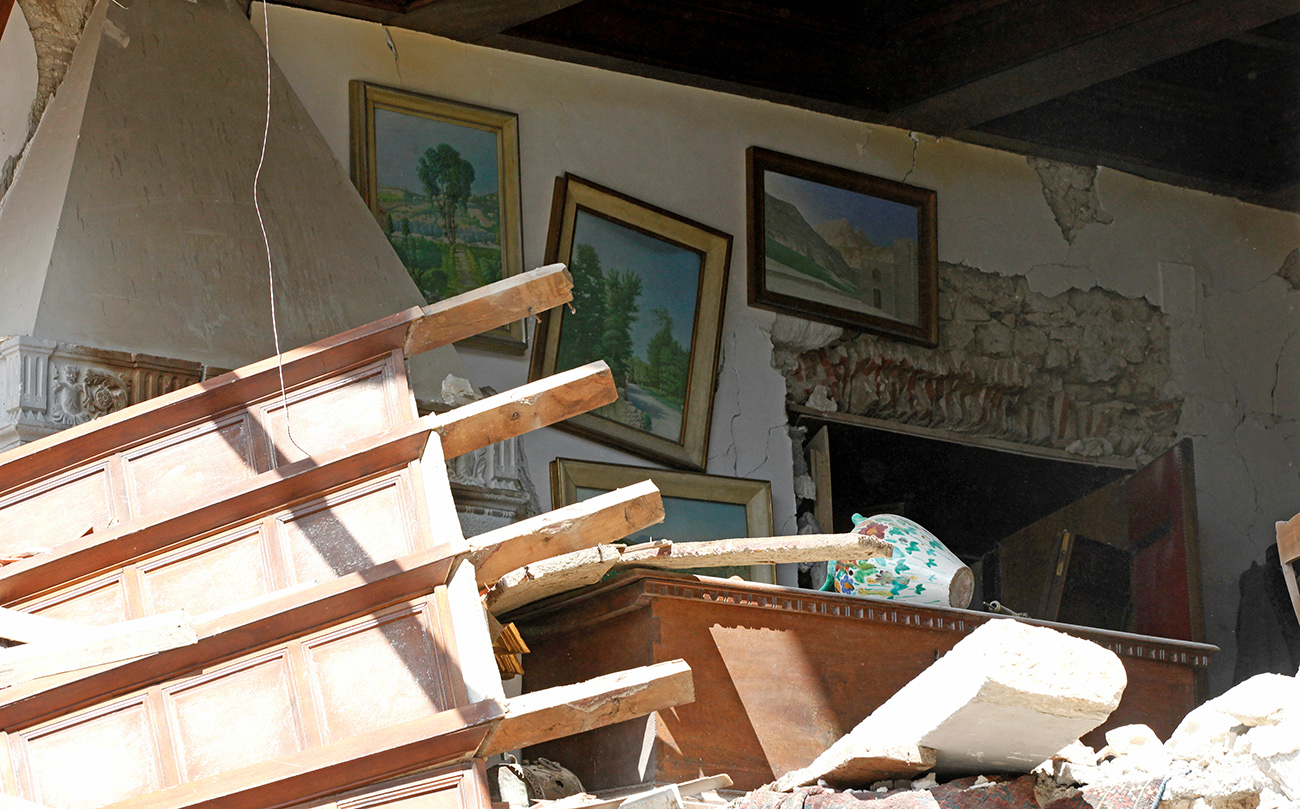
[1035,672,1300,809]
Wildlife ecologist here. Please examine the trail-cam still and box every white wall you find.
[257,4,1300,693]
[1,1,38,174]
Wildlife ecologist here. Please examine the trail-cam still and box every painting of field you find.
[554,210,703,442]
[763,170,921,326]
[373,108,503,305]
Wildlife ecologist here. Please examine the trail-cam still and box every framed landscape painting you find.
[550,458,775,582]
[530,175,731,470]
[746,146,938,347]
[350,82,525,353]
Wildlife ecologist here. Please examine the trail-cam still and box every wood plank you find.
[0,549,459,730]
[794,745,936,787]
[405,264,572,356]
[466,480,664,588]
[392,0,585,44]
[485,545,622,616]
[478,659,693,757]
[0,610,197,686]
[614,533,893,572]
[430,361,615,459]
[102,701,502,809]
[0,607,99,645]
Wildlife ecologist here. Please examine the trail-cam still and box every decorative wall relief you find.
[0,337,203,450]
[778,263,1180,464]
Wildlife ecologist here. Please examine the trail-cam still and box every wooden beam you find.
[477,659,693,757]
[484,545,623,616]
[467,480,664,588]
[886,0,1300,132]
[391,0,584,43]
[0,611,197,687]
[614,533,892,572]
[429,361,616,459]
[105,701,502,809]
[0,608,99,645]
[405,263,572,355]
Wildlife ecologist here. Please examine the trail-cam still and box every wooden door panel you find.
[120,414,262,518]
[13,697,165,809]
[303,606,452,743]
[137,529,276,616]
[163,652,306,782]
[0,464,117,554]
[261,360,406,469]
[276,476,419,584]
[28,576,131,626]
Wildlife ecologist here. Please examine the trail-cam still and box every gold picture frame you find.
[530,175,732,470]
[550,458,775,583]
[349,82,525,353]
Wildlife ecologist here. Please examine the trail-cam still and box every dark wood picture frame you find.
[529,175,732,470]
[746,146,938,346]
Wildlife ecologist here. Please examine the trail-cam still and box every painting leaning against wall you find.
[530,175,732,470]
[349,82,525,353]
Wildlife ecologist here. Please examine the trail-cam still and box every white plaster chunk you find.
[1165,706,1246,761]
[1161,755,1272,809]
[769,314,842,354]
[1203,673,1300,728]
[806,385,838,412]
[1245,718,1300,800]
[775,619,1126,789]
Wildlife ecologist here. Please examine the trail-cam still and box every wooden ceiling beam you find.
[389,0,585,43]
[885,0,1300,134]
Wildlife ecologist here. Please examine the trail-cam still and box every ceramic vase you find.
[823,513,975,609]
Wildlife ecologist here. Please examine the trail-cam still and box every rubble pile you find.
[1040,673,1300,809]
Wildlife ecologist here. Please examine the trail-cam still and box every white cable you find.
[254,3,309,459]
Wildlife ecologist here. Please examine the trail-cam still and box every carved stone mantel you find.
[0,336,204,451]
[447,435,537,537]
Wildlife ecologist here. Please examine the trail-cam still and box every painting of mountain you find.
[760,168,921,324]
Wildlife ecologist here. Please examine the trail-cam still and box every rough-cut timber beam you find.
[0,364,614,605]
[467,480,664,588]
[429,361,615,459]
[104,701,502,809]
[405,263,571,354]
[615,533,892,572]
[887,0,1300,132]
[391,0,585,43]
[477,659,693,757]
[484,544,623,616]
[0,611,197,687]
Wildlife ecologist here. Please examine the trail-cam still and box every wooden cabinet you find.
[511,570,1216,791]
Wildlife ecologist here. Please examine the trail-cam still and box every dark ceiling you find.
[275,0,1300,211]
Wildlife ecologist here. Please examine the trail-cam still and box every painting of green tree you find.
[555,210,702,442]
[373,108,503,304]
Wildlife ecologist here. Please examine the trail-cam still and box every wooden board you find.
[509,570,1216,791]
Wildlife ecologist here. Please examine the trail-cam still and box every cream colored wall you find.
[256,4,1300,693]
[1,2,38,180]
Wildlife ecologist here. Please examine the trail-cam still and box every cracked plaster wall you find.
[48,2,1298,694]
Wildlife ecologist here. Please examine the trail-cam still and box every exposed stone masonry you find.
[780,262,1180,464]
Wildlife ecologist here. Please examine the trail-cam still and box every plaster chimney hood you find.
[0,0,466,449]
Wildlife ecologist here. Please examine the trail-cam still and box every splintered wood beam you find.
[405,263,573,356]
[0,611,197,687]
[614,532,892,572]
[430,361,616,458]
[0,607,99,645]
[484,544,623,616]
[467,480,664,588]
[105,701,503,809]
[478,659,693,757]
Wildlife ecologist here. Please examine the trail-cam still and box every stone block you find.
[774,618,1126,789]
